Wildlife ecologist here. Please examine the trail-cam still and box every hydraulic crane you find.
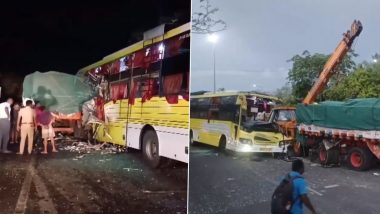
[302,20,362,104]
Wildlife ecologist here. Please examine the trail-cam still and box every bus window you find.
[128,80,140,105]
[162,73,183,104]
[142,78,159,102]
[190,97,210,119]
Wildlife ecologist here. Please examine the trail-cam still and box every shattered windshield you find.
[275,110,296,121]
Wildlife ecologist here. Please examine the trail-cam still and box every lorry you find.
[281,20,380,171]
[22,71,93,136]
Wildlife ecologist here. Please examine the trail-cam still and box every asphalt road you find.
[189,144,380,214]
[0,141,187,214]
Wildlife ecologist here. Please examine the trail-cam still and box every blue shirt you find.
[289,171,308,214]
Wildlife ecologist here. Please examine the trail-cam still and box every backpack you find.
[271,173,303,214]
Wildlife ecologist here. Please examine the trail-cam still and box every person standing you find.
[0,98,14,153]
[272,159,317,214]
[37,106,58,154]
[10,103,21,144]
[17,100,36,155]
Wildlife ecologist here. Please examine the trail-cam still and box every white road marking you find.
[14,156,57,214]
[324,184,339,189]
[308,187,323,196]
[32,168,58,214]
[14,157,35,214]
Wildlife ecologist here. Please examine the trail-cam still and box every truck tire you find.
[347,147,375,171]
[319,144,339,166]
[142,130,164,168]
[286,145,296,157]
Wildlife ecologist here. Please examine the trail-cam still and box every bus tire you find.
[190,130,197,146]
[347,147,375,171]
[218,136,226,151]
[142,130,164,168]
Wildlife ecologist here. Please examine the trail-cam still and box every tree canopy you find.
[324,61,380,100]
[286,50,357,102]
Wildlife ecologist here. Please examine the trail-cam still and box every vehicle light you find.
[239,138,252,145]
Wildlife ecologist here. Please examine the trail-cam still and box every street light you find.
[207,33,218,92]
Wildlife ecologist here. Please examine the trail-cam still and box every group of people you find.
[0,98,58,155]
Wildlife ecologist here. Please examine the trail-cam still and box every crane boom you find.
[302,20,363,105]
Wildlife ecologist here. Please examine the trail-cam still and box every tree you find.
[324,60,380,100]
[192,0,227,34]
[287,50,356,101]
[274,84,296,105]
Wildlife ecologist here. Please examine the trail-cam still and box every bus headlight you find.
[239,138,252,145]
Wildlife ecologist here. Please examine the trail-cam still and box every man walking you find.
[17,100,36,155]
[0,98,14,153]
[271,159,317,214]
[288,159,316,214]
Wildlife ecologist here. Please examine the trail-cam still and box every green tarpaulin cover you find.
[23,71,94,114]
[296,99,380,131]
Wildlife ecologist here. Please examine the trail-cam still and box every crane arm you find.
[302,20,363,105]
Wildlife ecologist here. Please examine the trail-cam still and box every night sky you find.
[0,0,190,99]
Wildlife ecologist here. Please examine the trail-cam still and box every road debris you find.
[123,168,143,172]
[56,137,127,155]
[373,172,380,176]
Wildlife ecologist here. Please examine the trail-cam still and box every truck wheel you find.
[319,144,339,166]
[319,144,327,164]
[142,130,163,168]
[286,145,296,157]
[293,142,303,157]
[348,147,375,171]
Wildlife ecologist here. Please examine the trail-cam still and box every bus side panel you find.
[156,126,188,163]
[107,123,126,146]
[126,123,143,149]
[190,118,202,142]
[197,120,232,147]
[94,124,112,143]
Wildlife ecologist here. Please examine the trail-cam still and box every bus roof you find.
[191,91,280,101]
[77,22,190,75]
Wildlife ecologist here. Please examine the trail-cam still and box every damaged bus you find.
[78,23,190,167]
[190,92,291,154]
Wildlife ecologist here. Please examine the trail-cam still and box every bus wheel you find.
[190,130,197,146]
[142,130,163,168]
[218,136,226,151]
[348,147,375,171]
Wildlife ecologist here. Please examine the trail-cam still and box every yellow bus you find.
[190,91,290,153]
[78,23,190,167]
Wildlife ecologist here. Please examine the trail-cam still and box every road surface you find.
[189,144,380,214]
[0,140,187,214]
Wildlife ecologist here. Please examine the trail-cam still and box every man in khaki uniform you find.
[17,100,36,154]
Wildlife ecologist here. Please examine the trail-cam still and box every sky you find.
[190,0,380,93]
[0,0,190,99]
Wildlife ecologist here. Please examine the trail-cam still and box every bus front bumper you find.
[227,140,289,153]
